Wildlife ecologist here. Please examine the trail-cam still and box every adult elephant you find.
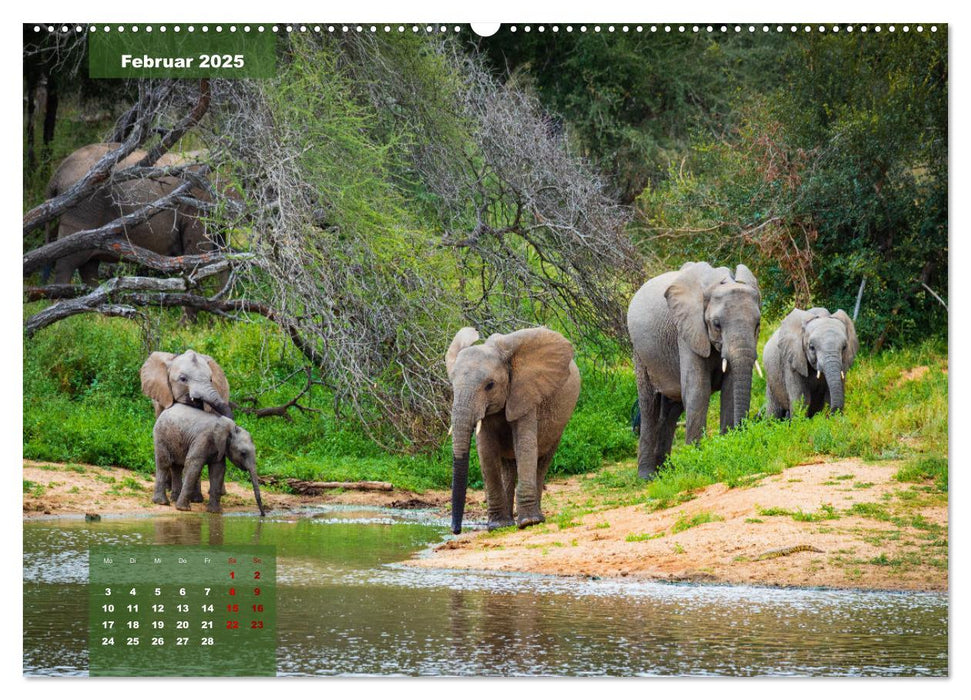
[445,327,580,534]
[762,307,859,419]
[627,262,761,479]
[140,349,233,503]
[44,143,220,285]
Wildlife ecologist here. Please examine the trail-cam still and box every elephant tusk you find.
[448,425,453,437]
[841,371,845,380]
[755,359,764,379]
[816,370,821,380]
[476,420,482,436]
[722,358,728,373]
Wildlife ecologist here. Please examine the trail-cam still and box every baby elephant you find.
[763,307,859,419]
[152,404,266,515]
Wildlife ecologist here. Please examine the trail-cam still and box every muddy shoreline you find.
[23,458,947,592]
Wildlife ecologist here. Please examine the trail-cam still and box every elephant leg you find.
[500,458,517,524]
[719,370,734,434]
[765,390,788,420]
[680,350,712,445]
[175,452,207,511]
[808,385,827,417]
[152,451,173,505]
[654,397,683,468]
[477,429,513,530]
[188,470,205,503]
[78,259,100,287]
[634,353,662,479]
[511,411,543,529]
[784,373,811,418]
[206,459,226,514]
[169,463,184,502]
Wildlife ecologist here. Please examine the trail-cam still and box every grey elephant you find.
[152,404,265,515]
[140,349,233,419]
[763,307,859,418]
[445,326,581,534]
[141,349,233,503]
[627,262,761,479]
[44,143,220,285]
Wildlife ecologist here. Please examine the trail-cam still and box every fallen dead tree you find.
[258,476,394,493]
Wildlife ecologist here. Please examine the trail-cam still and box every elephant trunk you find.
[193,385,234,419]
[822,358,845,412]
[732,363,754,427]
[450,405,474,535]
[247,464,265,517]
[724,341,756,428]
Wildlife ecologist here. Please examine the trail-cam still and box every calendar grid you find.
[88,545,276,676]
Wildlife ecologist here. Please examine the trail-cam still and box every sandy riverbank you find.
[23,457,946,591]
[407,458,948,592]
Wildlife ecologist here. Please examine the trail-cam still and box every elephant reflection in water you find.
[151,514,224,545]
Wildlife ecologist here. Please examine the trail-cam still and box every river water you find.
[23,506,948,676]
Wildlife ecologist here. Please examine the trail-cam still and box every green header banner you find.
[89,26,276,79]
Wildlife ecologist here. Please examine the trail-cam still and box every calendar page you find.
[88,546,276,676]
[22,15,950,680]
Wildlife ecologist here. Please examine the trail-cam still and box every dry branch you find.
[136,79,211,167]
[233,367,320,421]
[22,84,165,235]
[258,477,394,493]
[23,179,197,275]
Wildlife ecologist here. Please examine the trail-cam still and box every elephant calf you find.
[152,404,265,516]
[762,307,859,419]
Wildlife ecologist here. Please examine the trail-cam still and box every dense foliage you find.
[23,28,947,482]
[484,30,947,347]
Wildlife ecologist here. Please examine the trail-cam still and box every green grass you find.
[756,504,840,522]
[22,308,640,492]
[626,531,665,542]
[23,480,45,498]
[671,510,723,533]
[23,292,945,499]
[895,456,948,493]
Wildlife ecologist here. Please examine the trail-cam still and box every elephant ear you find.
[664,271,711,358]
[734,264,761,301]
[199,353,231,401]
[140,352,177,409]
[832,310,860,368]
[492,328,574,422]
[445,327,480,381]
[780,313,809,377]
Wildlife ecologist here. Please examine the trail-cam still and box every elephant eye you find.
[484,381,495,391]
[178,374,187,382]
[712,319,721,330]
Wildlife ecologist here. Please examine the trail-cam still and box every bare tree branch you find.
[22,84,165,235]
[23,179,196,275]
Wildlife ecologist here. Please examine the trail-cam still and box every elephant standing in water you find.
[627,262,761,479]
[153,404,265,515]
[762,307,859,419]
[445,327,580,534]
[141,350,233,503]
[44,143,220,285]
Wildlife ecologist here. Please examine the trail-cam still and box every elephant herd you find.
[445,261,858,535]
[45,147,857,530]
[133,266,855,528]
